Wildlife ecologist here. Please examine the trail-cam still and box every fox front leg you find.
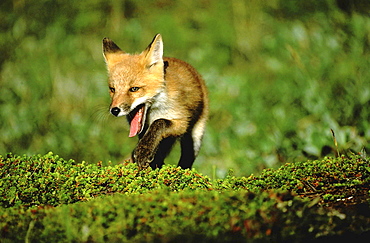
[132,119,172,170]
[132,143,156,170]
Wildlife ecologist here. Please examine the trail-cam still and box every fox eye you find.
[109,87,115,93]
[129,87,140,92]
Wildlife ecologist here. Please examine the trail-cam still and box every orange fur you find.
[103,34,208,170]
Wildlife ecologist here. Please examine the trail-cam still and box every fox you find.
[102,34,208,170]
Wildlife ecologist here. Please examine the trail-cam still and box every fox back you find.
[103,34,208,170]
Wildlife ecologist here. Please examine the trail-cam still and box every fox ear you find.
[102,38,125,67]
[144,34,163,68]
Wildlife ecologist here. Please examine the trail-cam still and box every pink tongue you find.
[129,107,143,137]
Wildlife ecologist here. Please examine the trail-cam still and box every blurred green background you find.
[1,0,369,177]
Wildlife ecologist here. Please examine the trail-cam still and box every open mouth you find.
[128,104,147,137]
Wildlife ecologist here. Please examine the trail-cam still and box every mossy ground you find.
[1,152,369,242]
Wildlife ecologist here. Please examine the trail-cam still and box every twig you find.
[330,129,340,157]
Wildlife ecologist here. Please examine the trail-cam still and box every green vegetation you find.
[0,152,369,241]
[1,0,369,176]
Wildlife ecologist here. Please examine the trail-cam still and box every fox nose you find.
[110,107,121,117]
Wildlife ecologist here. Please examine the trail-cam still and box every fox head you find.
[103,34,166,137]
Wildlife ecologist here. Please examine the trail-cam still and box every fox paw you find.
[132,148,154,170]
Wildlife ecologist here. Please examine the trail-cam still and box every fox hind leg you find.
[178,116,207,169]
[178,132,196,169]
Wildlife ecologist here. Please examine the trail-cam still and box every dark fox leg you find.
[178,132,196,169]
[133,119,181,170]
[150,136,176,169]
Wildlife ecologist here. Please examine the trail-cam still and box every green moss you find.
[0,152,212,208]
[0,152,369,242]
[1,152,369,207]
[2,190,368,242]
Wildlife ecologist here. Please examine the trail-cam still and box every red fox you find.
[102,34,208,170]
